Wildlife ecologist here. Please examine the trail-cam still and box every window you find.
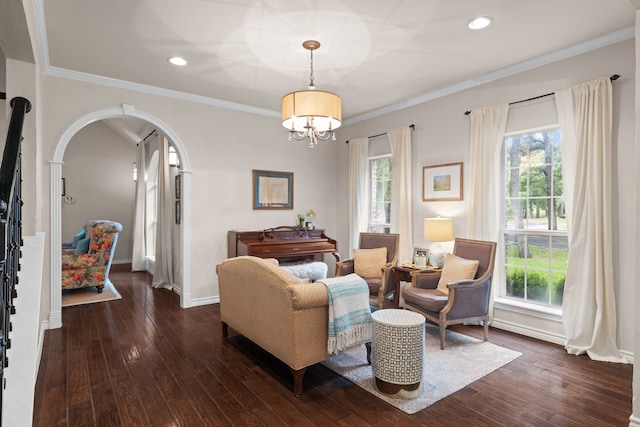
[145,151,159,259]
[503,127,568,307]
[369,155,392,233]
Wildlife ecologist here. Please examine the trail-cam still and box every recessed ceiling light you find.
[468,16,493,30]
[168,56,187,66]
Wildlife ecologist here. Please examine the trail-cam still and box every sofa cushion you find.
[353,247,387,278]
[363,276,383,295]
[71,229,86,248]
[403,287,449,312]
[74,236,91,255]
[280,261,328,282]
[436,253,479,295]
[268,260,311,284]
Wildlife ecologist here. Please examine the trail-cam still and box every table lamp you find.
[424,217,453,268]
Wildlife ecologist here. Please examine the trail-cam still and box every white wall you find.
[631,5,640,426]
[36,34,636,356]
[5,58,37,236]
[338,39,636,354]
[62,120,137,261]
[41,76,341,306]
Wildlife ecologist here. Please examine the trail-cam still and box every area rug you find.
[61,279,122,307]
[321,325,522,414]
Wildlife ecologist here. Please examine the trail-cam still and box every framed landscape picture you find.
[422,162,463,201]
[253,169,294,210]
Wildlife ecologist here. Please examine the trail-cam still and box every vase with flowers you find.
[296,213,305,228]
[305,209,317,230]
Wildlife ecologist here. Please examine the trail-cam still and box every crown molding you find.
[344,25,635,125]
[43,66,281,118]
[32,0,633,124]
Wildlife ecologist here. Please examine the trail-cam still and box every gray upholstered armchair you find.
[402,238,496,349]
[336,232,399,308]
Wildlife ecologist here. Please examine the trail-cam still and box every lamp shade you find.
[424,217,453,242]
[282,90,342,132]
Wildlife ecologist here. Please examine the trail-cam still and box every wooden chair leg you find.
[439,324,446,350]
[365,342,372,365]
[483,320,489,341]
[378,288,384,309]
[221,321,229,339]
[291,367,307,397]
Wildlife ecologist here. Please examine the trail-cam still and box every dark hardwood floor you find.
[33,265,633,426]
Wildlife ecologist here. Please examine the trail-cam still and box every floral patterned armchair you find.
[62,220,122,293]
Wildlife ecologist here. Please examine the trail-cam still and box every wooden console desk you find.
[228,227,340,263]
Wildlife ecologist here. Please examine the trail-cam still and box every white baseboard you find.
[629,414,640,426]
[36,321,49,378]
[189,296,219,307]
[490,318,566,346]
[491,319,634,363]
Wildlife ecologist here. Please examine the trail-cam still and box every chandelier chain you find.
[308,49,315,88]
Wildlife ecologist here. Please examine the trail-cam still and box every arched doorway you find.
[48,104,192,329]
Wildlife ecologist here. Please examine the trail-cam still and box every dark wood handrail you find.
[0,96,31,422]
[0,97,31,216]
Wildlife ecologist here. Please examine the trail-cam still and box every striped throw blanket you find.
[318,273,372,355]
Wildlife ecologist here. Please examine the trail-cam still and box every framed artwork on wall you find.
[252,169,294,210]
[175,200,181,224]
[422,162,463,201]
[175,174,181,200]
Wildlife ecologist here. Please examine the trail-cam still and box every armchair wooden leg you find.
[483,320,489,341]
[221,321,229,339]
[365,342,372,365]
[291,367,307,397]
[439,324,446,350]
[378,289,384,309]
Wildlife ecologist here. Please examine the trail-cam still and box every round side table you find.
[371,309,425,398]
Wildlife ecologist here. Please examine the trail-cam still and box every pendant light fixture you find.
[281,40,342,148]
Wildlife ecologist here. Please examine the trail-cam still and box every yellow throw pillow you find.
[353,247,387,278]
[436,253,480,295]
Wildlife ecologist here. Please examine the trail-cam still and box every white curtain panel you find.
[555,77,625,363]
[467,105,509,321]
[152,136,174,290]
[131,141,146,271]
[388,127,413,265]
[348,137,369,254]
[467,105,509,241]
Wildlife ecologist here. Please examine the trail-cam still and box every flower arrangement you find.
[297,209,317,228]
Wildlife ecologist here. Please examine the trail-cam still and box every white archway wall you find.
[41,74,341,330]
[48,104,193,328]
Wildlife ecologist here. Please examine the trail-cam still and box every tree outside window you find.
[503,128,567,307]
[369,156,392,233]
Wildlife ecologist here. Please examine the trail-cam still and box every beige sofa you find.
[216,256,333,396]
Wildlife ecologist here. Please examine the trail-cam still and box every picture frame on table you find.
[252,169,294,210]
[413,247,430,268]
[423,162,463,201]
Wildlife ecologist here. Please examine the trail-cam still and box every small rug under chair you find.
[321,324,522,414]
[62,278,122,307]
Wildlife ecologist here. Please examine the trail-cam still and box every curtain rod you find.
[142,129,158,142]
[463,74,620,116]
[345,124,415,144]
